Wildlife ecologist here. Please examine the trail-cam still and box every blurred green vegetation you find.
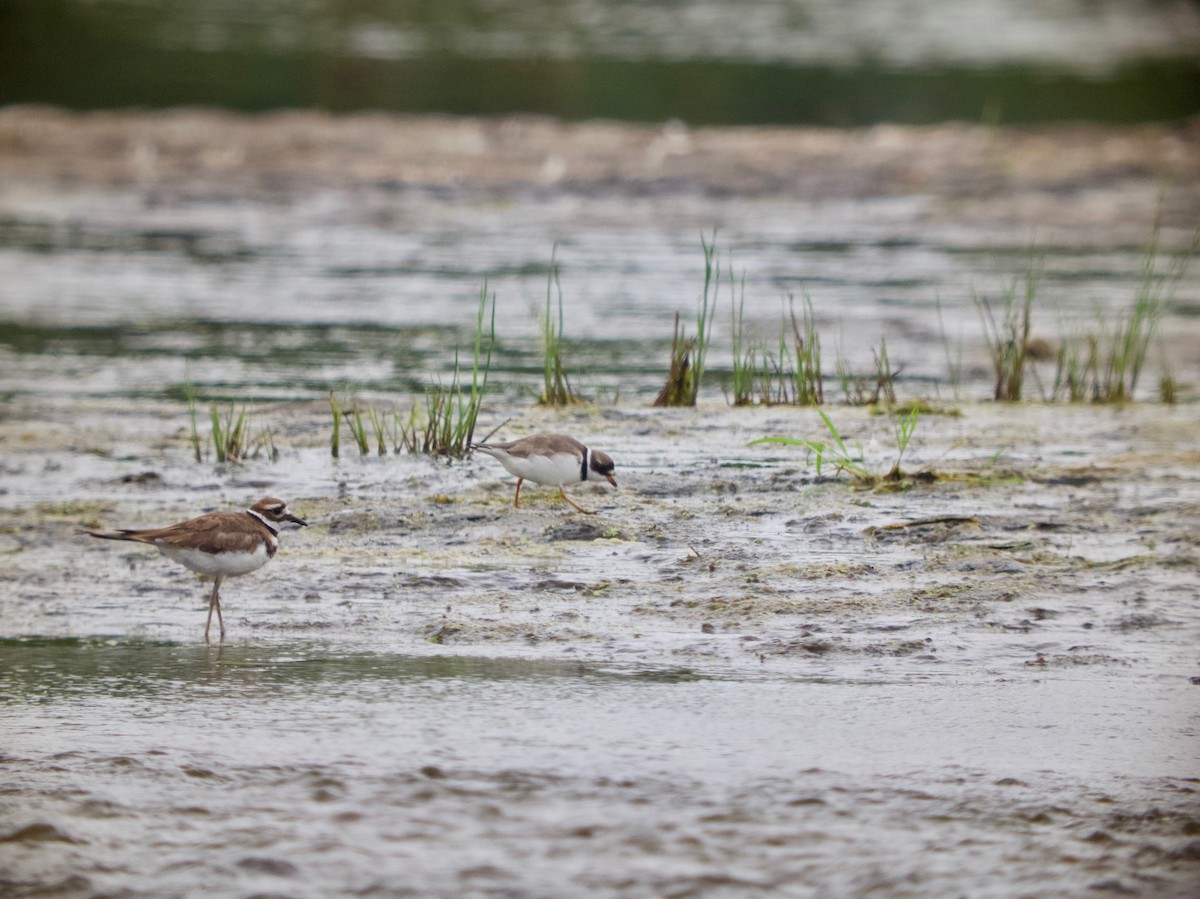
[1,0,1197,124]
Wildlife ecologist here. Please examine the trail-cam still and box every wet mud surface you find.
[1,109,1199,896]
[3,399,1199,897]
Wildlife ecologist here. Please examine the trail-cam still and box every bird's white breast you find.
[157,542,272,578]
[497,451,583,486]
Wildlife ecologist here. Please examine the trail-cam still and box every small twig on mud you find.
[874,516,980,531]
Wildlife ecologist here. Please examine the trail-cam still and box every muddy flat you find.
[1,109,1199,897]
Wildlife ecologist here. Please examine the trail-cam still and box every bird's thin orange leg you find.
[559,487,596,515]
[513,478,524,509]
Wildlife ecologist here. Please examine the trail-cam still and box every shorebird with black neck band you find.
[473,433,617,514]
[85,497,308,642]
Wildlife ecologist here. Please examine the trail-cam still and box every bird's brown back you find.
[87,511,275,556]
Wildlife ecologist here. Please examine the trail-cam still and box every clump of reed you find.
[730,285,825,407]
[329,391,390,457]
[788,294,824,406]
[1159,356,1178,405]
[728,258,771,405]
[184,374,203,462]
[210,403,250,462]
[182,371,275,463]
[655,232,717,406]
[975,255,1042,401]
[834,336,897,406]
[690,240,920,410]
[539,245,583,406]
[209,402,276,463]
[885,405,921,481]
[1051,226,1194,403]
[327,286,495,459]
[430,282,495,455]
[717,246,912,409]
[654,312,697,406]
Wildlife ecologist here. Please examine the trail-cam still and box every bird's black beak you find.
[284,513,309,527]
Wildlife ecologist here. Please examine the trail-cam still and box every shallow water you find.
[3,638,1198,898]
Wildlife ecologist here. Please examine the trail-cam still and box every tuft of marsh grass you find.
[729,264,755,406]
[209,403,247,463]
[872,338,897,407]
[209,402,275,463]
[259,427,279,462]
[654,312,697,406]
[833,350,855,405]
[885,406,920,481]
[180,368,273,463]
[329,391,383,457]
[749,409,870,482]
[1110,228,1170,400]
[834,336,898,406]
[788,293,823,406]
[539,245,583,406]
[728,259,783,406]
[328,391,344,458]
[729,285,825,407]
[1050,330,1096,403]
[749,406,923,487]
[1159,348,1178,405]
[1103,223,1193,402]
[348,401,370,455]
[655,231,717,406]
[408,283,496,457]
[369,407,388,455]
[693,231,717,401]
[183,370,202,462]
[392,402,426,455]
[328,286,496,458]
[975,254,1042,401]
[1051,225,1195,403]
